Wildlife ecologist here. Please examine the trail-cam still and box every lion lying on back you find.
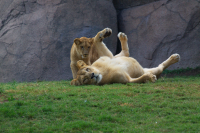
[71,29,180,85]
[70,28,113,78]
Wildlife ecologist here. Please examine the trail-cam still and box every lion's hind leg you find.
[160,54,180,70]
[144,54,180,78]
[115,32,130,58]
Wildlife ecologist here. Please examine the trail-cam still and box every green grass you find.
[0,76,200,132]
[163,67,200,75]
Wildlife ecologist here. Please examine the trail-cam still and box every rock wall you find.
[0,0,117,82]
[113,0,160,10]
[0,0,199,82]
[119,0,200,69]
[118,0,200,69]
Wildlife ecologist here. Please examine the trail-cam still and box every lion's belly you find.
[109,58,133,71]
[93,56,144,78]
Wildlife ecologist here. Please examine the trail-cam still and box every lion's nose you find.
[91,73,95,79]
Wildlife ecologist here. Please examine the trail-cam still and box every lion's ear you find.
[89,38,94,45]
[77,60,87,69]
[71,79,81,86]
[74,38,81,45]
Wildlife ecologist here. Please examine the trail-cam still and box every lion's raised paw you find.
[118,32,127,41]
[99,28,112,40]
[169,54,180,64]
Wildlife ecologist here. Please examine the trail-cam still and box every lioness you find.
[71,32,180,85]
[70,28,113,78]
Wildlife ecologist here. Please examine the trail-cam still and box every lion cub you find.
[70,28,112,79]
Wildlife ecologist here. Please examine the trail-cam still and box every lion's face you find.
[71,60,102,86]
[74,37,94,58]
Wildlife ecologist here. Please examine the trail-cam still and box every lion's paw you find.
[99,28,112,40]
[150,75,157,83]
[169,54,180,64]
[144,72,157,83]
[118,32,128,41]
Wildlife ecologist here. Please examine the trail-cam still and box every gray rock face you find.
[113,0,160,10]
[119,0,200,69]
[0,0,117,82]
[0,0,200,82]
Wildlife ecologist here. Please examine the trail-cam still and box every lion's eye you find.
[88,46,90,49]
[81,46,83,49]
[86,68,90,72]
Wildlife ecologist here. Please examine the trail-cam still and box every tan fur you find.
[71,32,180,86]
[70,28,112,79]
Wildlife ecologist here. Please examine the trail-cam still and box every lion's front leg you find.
[70,63,79,79]
[128,72,157,83]
[114,72,157,84]
[92,28,113,58]
[94,28,112,42]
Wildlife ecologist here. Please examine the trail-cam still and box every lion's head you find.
[71,60,102,86]
[74,37,94,58]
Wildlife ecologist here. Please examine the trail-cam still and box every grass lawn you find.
[0,76,200,132]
